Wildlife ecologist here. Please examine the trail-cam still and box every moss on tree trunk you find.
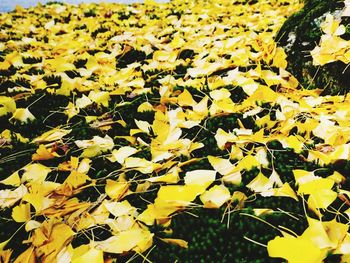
[276,0,350,95]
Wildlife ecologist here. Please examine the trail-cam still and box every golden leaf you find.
[95,228,153,254]
[105,179,129,200]
[12,203,31,222]
[0,96,16,117]
[72,245,103,263]
[159,238,188,248]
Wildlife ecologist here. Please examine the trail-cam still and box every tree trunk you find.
[276,0,350,95]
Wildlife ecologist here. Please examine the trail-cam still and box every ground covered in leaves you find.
[1,0,350,262]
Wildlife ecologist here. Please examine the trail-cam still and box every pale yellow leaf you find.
[75,135,114,157]
[75,95,92,109]
[103,200,136,217]
[200,184,231,208]
[107,146,138,164]
[21,163,52,183]
[0,185,28,207]
[33,128,71,143]
[11,108,35,123]
[124,157,162,174]
[184,170,216,189]
[146,167,180,184]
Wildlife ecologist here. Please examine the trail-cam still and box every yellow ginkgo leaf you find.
[25,220,42,232]
[268,169,283,187]
[13,246,35,263]
[0,96,16,117]
[10,108,35,123]
[307,189,337,211]
[159,238,188,248]
[22,193,53,213]
[249,85,278,103]
[209,88,231,101]
[0,60,10,71]
[64,102,79,120]
[282,135,304,153]
[21,163,52,183]
[0,185,27,207]
[192,96,209,118]
[208,156,236,176]
[209,155,242,183]
[46,57,75,72]
[56,244,73,263]
[88,91,110,108]
[267,236,326,263]
[0,249,12,263]
[272,47,287,69]
[301,218,339,250]
[77,158,91,174]
[56,78,74,96]
[321,14,345,36]
[156,185,204,204]
[33,128,72,143]
[327,171,345,184]
[72,245,103,263]
[0,171,21,187]
[75,95,92,109]
[134,119,152,134]
[32,144,57,161]
[214,128,237,150]
[236,155,260,171]
[297,178,334,195]
[5,52,23,67]
[64,171,91,189]
[177,89,196,107]
[153,50,178,63]
[31,221,75,262]
[293,169,316,185]
[184,170,216,189]
[94,228,154,254]
[105,179,129,200]
[1,164,49,187]
[246,172,272,193]
[137,204,157,226]
[103,200,136,218]
[137,102,154,112]
[200,184,231,208]
[107,146,138,164]
[124,157,162,174]
[75,135,114,157]
[146,167,180,184]
[12,203,31,222]
[308,144,350,165]
[0,238,11,251]
[272,183,298,201]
